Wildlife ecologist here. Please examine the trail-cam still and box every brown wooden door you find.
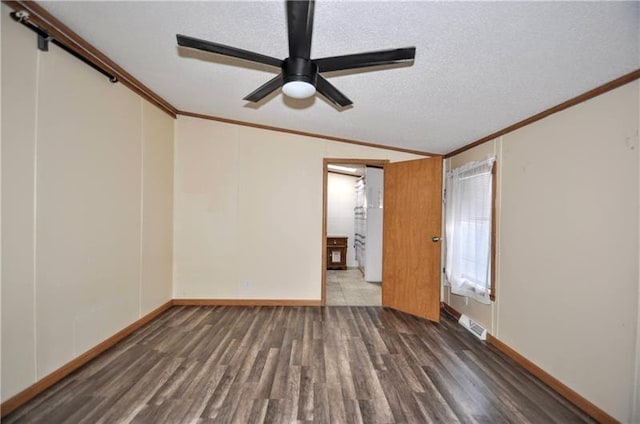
[382,157,443,322]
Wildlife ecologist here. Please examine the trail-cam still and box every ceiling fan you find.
[176,0,416,109]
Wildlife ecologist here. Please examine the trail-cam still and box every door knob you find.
[431,237,440,242]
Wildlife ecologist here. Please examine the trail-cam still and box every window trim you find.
[445,156,497,303]
[489,162,497,302]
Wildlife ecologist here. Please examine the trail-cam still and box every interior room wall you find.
[2,4,38,403]
[634,82,640,424]
[173,117,423,300]
[141,102,174,315]
[327,172,359,267]
[444,80,640,422]
[1,6,174,402]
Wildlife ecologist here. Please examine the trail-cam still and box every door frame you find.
[321,158,389,306]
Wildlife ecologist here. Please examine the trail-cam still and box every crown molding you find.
[3,0,178,118]
[177,110,436,156]
[6,1,637,159]
[445,68,640,158]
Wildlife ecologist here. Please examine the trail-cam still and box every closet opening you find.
[322,158,389,306]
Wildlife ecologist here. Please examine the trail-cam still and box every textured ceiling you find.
[41,1,639,154]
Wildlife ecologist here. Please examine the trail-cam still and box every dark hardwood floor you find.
[5,306,594,423]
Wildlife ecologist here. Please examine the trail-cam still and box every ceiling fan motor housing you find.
[283,57,318,86]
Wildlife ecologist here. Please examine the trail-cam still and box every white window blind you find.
[445,156,495,304]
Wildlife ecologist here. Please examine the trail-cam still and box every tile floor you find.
[326,268,381,306]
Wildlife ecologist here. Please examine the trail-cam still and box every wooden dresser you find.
[327,236,348,270]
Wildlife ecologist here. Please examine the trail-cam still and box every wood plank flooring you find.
[5,306,594,423]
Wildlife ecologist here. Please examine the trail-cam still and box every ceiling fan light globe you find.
[282,81,316,99]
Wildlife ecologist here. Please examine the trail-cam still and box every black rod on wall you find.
[10,11,118,83]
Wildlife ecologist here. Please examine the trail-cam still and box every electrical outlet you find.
[244,281,251,289]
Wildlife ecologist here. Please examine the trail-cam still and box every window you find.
[445,156,495,304]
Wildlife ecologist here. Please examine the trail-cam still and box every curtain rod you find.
[10,11,118,83]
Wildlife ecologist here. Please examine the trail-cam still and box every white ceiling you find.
[41,1,639,154]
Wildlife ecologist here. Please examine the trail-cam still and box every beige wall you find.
[173,117,423,300]
[445,81,640,422]
[141,103,174,315]
[1,6,174,401]
[1,4,39,401]
[634,83,640,424]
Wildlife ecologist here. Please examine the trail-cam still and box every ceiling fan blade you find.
[314,47,416,72]
[243,74,283,102]
[316,75,352,108]
[287,0,314,59]
[177,34,282,68]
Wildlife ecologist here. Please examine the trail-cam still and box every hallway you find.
[326,269,381,306]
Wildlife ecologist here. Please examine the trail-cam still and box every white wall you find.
[173,116,423,300]
[1,6,174,401]
[444,81,640,422]
[327,172,358,267]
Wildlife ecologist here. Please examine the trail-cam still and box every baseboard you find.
[172,298,322,306]
[0,300,173,417]
[486,335,617,424]
[440,301,462,320]
[440,302,617,424]
[1,298,319,416]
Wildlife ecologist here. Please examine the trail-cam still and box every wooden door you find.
[382,157,443,322]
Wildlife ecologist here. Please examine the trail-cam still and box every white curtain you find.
[445,156,495,304]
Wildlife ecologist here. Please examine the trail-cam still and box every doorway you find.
[322,159,388,306]
[321,156,444,322]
